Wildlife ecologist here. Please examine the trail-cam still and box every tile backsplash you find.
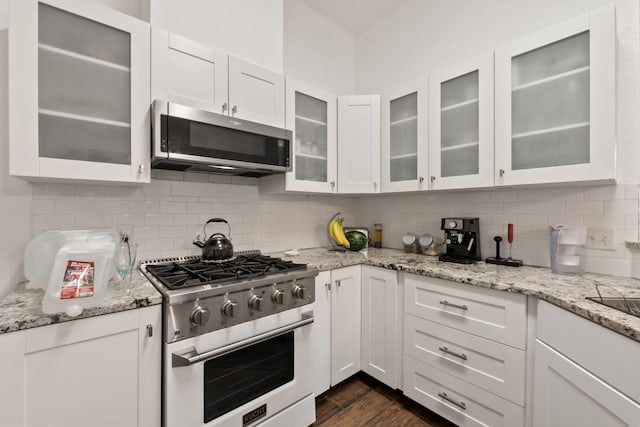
[31,178,639,277]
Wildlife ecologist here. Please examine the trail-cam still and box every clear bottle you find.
[373,223,383,248]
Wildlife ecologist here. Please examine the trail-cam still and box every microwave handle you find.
[172,311,314,367]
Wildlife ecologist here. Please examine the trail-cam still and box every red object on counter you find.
[508,223,514,244]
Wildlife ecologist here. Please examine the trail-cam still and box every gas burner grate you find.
[144,253,308,290]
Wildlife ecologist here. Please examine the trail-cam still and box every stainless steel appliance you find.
[151,100,292,177]
[439,217,481,264]
[141,251,318,427]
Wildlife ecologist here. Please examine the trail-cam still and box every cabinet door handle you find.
[438,346,467,360]
[335,279,341,287]
[437,392,466,410]
[419,176,424,183]
[231,105,238,116]
[430,176,436,183]
[499,169,505,177]
[222,102,228,113]
[325,282,331,291]
[373,182,377,191]
[439,300,468,310]
[146,324,153,338]
[330,181,335,188]
[138,164,145,174]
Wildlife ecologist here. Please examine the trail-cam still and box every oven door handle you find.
[172,310,314,367]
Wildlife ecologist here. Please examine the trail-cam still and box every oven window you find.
[203,331,294,423]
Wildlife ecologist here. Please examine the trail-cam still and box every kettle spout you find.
[193,236,205,248]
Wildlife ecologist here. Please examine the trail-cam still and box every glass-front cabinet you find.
[428,55,494,190]
[494,4,615,186]
[284,79,337,193]
[381,82,427,192]
[9,0,150,183]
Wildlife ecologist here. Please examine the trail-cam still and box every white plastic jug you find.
[25,229,119,291]
[41,234,116,317]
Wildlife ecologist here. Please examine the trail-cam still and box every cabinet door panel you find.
[533,340,640,427]
[284,79,337,193]
[25,329,139,427]
[330,266,361,385]
[494,5,615,185]
[228,56,285,127]
[9,0,150,183]
[361,266,398,388]
[381,83,427,192]
[428,54,493,189]
[337,95,381,194]
[152,28,229,114]
[311,271,331,395]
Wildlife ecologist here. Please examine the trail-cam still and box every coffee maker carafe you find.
[439,218,481,264]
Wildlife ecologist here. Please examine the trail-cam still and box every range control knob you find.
[292,285,306,300]
[221,300,238,318]
[190,305,211,326]
[448,221,457,229]
[272,289,285,305]
[248,295,263,311]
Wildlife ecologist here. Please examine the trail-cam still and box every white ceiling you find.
[298,0,406,34]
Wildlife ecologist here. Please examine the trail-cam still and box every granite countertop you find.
[3,247,640,344]
[272,247,640,343]
[0,270,162,334]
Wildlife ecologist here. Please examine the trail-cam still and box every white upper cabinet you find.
[337,95,381,194]
[9,0,151,183]
[429,55,494,190]
[381,82,428,192]
[152,29,285,128]
[284,78,337,193]
[494,4,616,186]
[151,28,228,114]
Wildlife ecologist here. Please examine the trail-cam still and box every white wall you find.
[148,0,284,72]
[0,0,32,300]
[351,0,640,276]
[283,0,356,95]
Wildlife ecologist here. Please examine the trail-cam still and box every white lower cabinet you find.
[311,271,332,396]
[533,301,640,427]
[0,306,161,427]
[403,273,527,426]
[330,265,362,385]
[403,356,525,427]
[361,265,399,388]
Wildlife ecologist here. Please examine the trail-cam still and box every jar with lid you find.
[402,233,419,253]
[373,223,383,248]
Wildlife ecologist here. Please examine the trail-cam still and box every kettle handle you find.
[203,218,232,240]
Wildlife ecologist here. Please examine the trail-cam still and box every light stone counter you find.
[3,247,640,344]
[272,247,640,343]
[0,270,162,334]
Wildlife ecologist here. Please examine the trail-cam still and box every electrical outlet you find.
[586,227,615,251]
[117,225,134,242]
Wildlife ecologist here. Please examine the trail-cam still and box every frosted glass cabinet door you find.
[428,55,494,190]
[285,78,337,193]
[381,82,428,193]
[9,0,151,183]
[494,4,615,186]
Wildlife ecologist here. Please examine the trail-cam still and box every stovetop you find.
[143,251,308,290]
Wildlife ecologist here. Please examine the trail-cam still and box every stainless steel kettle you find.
[193,218,234,261]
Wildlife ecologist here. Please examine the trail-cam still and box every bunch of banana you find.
[329,217,350,249]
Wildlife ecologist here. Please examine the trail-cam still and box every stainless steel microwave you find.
[151,100,292,177]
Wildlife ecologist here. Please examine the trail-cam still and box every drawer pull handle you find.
[438,392,466,410]
[438,346,467,360]
[439,300,468,310]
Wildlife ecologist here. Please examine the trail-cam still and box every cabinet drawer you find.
[404,314,525,405]
[403,356,524,427]
[537,301,640,403]
[404,274,527,349]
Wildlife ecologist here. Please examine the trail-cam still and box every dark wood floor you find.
[313,373,458,427]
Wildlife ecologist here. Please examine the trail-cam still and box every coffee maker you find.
[439,218,481,264]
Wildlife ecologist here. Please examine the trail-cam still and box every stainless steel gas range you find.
[141,251,319,427]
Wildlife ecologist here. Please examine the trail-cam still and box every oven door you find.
[164,307,315,427]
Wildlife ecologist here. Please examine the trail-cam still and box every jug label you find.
[60,260,95,299]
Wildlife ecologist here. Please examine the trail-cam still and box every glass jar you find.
[373,223,383,248]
